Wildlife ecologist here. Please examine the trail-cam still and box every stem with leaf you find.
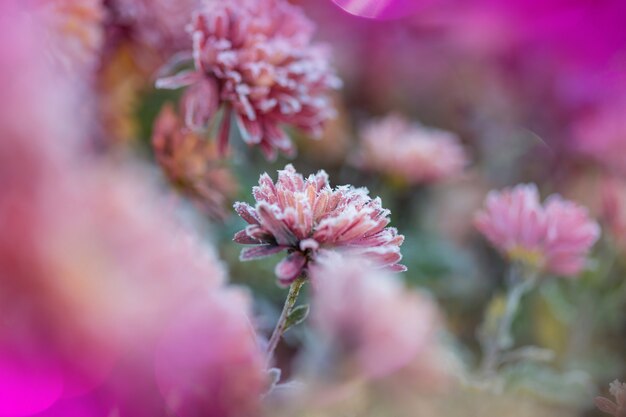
[480,264,537,376]
[266,276,307,363]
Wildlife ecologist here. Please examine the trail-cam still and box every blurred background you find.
[2,0,626,416]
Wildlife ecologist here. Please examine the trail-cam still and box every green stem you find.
[480,265,537,376]
[266,276,306,363]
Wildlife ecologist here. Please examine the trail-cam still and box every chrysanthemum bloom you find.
[595,380,626,417]
[233,164,405,285]
[152,103,238,221]
[474,184,600,276]
[353,114,467,185]
[156,0,341,160]
[309,253,439,379]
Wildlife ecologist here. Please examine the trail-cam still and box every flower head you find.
[474,184,600,276]
[152,103,238,221]
[353,114,467,185]
[233,164,405,285]
[309,253,440,379]
[595,380,626,417]
[156,0,341,160]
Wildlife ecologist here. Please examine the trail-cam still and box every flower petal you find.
[155,70,200,90]
[234,202,259,225]
[275,252,307,285]
[233,230,261,244]
[240,245,285,261]
[256,203,297,246]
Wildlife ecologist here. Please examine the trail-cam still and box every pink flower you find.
[156,0,341,160]
[354,114,467,185]
[595,380,626,417]
[155,289,266,417]
[152,103,238,221]
[233,164,405,286]
[474,184,600,276]
[573,98,626,177]
[309,253,440,379]
[0,4,266,414]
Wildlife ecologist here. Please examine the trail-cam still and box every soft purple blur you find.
[0,2,265,415]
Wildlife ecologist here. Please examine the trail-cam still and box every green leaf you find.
[284,304,309,333]
[501,362,593,407]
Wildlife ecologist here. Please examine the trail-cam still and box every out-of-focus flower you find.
[595,380,626,417]
[96,42,146,145]
[155,290,266,417]
[34,0,105,77]
[474,184,600,276]
[107,0,199,56]
[233,164,405,286]
[157,0,341,160]
[573,98,626,177]
[96,0,202,145]
[353,114,467,186]
[152,103,238,221]
[308,253,440,379]
[1,3,266,414]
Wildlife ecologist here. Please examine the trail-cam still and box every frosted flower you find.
[309,253,440,379]
[152,103,238,221]
[233,164,405,286]
[595,380,626,417]
[475,184,600,276]
[354,114,467,185]
[156,0,341,160]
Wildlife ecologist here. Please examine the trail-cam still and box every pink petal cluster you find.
[234,164,405,286]
[309,253,440,379]
[595,380,626,417]
[354,114,467,185]
[156,0,341,160]
[474,184,600,276]
[152,103,238,221]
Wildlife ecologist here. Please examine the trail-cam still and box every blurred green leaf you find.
[284,304,310,333]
